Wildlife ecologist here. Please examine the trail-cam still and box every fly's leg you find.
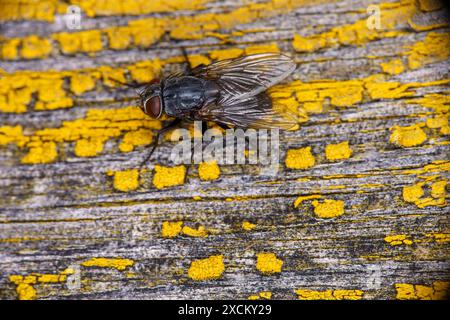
[216,122,231,130]
[108,77,140,89]
[202,121,208,135]
[181,47,206,75]
[140,118,182,168]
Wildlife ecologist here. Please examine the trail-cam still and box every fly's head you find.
[138,79,163,119]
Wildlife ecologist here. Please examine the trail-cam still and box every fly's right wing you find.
[191,53,296,103]
[197,91,297,130]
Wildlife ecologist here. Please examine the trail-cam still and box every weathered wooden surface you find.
[0,0,449,300]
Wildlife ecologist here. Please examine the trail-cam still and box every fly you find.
[116,51,297,165]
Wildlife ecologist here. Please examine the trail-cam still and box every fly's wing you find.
[197,92,297,130]
[191,53,296,103]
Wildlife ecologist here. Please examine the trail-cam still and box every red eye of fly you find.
[144,96,162,119]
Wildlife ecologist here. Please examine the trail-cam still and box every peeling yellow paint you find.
[396,281,449,300]
[256,253,283,275]
[162,221,183,238]
[81,257,134,271]
[198,160,221,181]
[188,255,225,281]
[325,141,352,161]
[295,289,363,300]
[285,147,316,169]
[311,199,345,218]
[152,165,186,189]
[390,124,427,147]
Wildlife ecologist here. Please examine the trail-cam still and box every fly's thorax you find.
[162,76,219,117]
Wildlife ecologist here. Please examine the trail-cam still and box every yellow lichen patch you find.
[152,165,186,189]
[294,195,322,208]
[75,138,106,157]
[20,35,52,60]
[0,1,57,22]
[248,291,272,300]
[285,147,315,170]
[108,169,140,192]
[395,281,449,300]
[198,160,220,181]
[293,0,417,53]
[81,257,134,271]
[119,129,154,153]
[21,141,58,164]
[3,0,329,59]
[325,141,352,161]
[384,234,413,246]
[311,199,345,219]
[256,253,283,275]
[403,183,424,203]
[70,72,97,95]
[402,181,446,208]
[242,221,256,231]
[425,233,450,243]
[1,106,161,164]
[188,255,225,281]
[182,225,208,237]
[389,124,427,147]
[295,289,363,300]
[426,115,448,129]
[161,221,183,238]
[380,59,405,75]
[407,32,450,70]
[9,268,74,300]
[71,0,212,17]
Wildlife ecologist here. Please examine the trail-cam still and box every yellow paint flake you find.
[198,160,220,181]
[384,234,413,246]
[242,221,256,231]
[188,255,225,281]
[294,195,322,208]
[161,221,183,238]
[285,147,315,169]
[153,165,186,189]
[81,257,134,271]
[380,59,405,75]
[295,289,363,300]
[325,141,352,161]
[311,199,345,218]
[108,169,140,192]
[396,281,449,300]
[182,225,208,237]
[248,291,272,300]
[256,253,283,275]
[390,124,427,147]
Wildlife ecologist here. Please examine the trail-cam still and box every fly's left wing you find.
[191,53,296,103]
[197,91,297,130]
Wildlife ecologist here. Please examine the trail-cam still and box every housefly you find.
[121,52,297,163]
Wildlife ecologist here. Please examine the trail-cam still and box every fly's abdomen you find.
[163,76,218,118]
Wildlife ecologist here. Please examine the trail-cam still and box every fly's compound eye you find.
[143,96,162,119]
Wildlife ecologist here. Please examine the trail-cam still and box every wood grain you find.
[0,0,449,300]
